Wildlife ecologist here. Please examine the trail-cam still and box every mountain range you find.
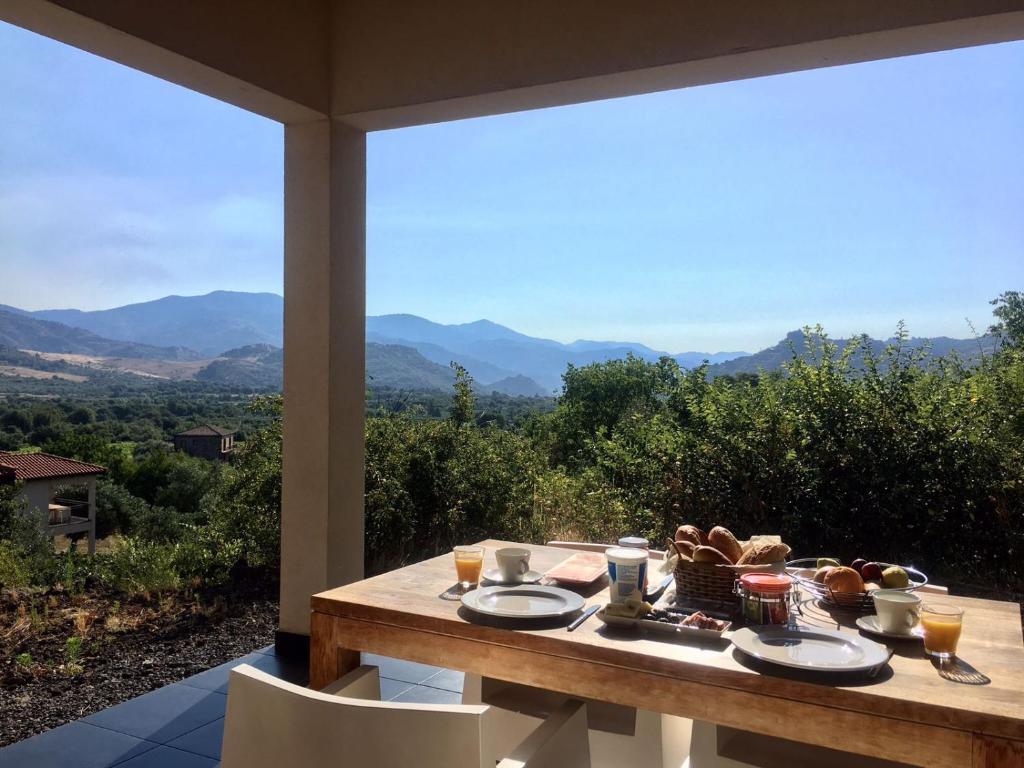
[0,291,996,393]
[0,292,746,393]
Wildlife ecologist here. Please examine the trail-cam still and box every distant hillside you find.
[10,293,749,390]
[481,375,548,397]
[365,343,455,391]
[707,330,1000,377]
[0,309,199,360]
[33,291,283,357]
[198,342,546,396]
[367,314,744,391]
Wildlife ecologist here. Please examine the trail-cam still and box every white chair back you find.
[222,663,590,768]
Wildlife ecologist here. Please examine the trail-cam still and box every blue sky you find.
[1,22,1021,352]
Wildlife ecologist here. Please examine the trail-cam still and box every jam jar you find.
[736,572,794,625]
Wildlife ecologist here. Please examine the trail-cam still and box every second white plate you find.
[482,569,544,585]
[461,585,586,619]
[731,626,890,672]
[855,615,923,640]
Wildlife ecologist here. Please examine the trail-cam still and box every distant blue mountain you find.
[9,292,748,392]
[33,291,283,357]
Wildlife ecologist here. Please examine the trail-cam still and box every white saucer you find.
[856,615,923,640]
[482,569,544,585]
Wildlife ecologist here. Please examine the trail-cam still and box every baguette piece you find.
[675,525,708,547]
[708,526,743,564]
[736,541,790,566]
[673,540,696,558]
[692,545,732,565]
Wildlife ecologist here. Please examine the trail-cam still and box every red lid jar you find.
[736,572,794,625]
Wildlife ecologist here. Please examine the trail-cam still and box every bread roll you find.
[675,525,708,547]
[673,540,696,558]
[824,566,865,594]
[692,545,732,565]
[736,542,790,566]
[708,526,743,564]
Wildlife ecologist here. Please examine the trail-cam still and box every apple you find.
[816,557,840,569]
[860,562,884,582]
[850,558,867,575]
[882,566,910,589]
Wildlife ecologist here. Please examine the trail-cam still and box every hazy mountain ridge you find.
[3,292,997,393]
[31,291,283,357]
[0,309,200,361]
[707,329,999,377]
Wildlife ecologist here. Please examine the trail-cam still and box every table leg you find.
[309,611,360,690]
[973,734,1024,767]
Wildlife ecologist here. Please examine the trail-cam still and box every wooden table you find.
[310,540,1024,767]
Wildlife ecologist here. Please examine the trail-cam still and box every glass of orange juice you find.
[921,603,964,660]
[454,545,484,591]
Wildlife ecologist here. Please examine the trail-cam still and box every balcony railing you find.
[50,498,90,525]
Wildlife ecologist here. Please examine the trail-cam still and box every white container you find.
[605,547,648,604]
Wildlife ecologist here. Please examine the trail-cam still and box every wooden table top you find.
[312,540,1024,746]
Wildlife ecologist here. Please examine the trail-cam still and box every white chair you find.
[221,663,591,768]
[461,541,690,768]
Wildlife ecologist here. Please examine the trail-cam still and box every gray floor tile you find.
[167,718,224,760]
[84,683,227,743]
[0,721,155,768]
[361,653,442,684]
[422,668,465,693]
[179,653,262,694]
[114,745,217,767]
[379,677,414,701]
[246,650,309,686]
[391,684,463,705]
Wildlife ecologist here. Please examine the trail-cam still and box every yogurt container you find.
[605,547,648,604]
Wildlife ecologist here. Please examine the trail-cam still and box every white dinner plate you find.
[461,585,586,619]
[855,615,923,641]
[731,626,890,672]
[482,569,544,585]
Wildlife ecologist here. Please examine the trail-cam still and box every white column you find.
[279,118,366,637]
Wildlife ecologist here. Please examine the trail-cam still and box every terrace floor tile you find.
[361,652,443,684]
[391,684,463,705]
[0,721,155,768]
[178,653,262,694]
[113,744,218,767]
[83,683,227,743]
[379,677,415,701]
[422,668,466,693]
[166,718,224,760]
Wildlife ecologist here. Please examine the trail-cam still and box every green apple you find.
[882,566,910,589]
[816,557,841,569]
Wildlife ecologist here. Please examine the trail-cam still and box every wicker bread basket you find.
[672,540,791,605]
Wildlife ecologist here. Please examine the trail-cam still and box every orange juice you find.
[454,555,482,586]
[921,604,963,658]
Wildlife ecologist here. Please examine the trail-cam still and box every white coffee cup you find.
[873,589,921,634]
[495,547,531,582]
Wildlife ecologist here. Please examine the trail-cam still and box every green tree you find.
[989,290,1024,349]
[449,363,476,426]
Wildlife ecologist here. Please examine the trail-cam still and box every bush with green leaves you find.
[99,537,179,597]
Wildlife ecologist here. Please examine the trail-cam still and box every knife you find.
[644,574,674,602]
[568,605,600,631]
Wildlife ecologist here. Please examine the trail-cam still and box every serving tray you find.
[596,609,731,640]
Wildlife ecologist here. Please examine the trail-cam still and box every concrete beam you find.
[331,2,1024,129]
[1,0,327,122]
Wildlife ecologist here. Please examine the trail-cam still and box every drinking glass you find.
[920,603,964,660]
[453,545,484,590]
